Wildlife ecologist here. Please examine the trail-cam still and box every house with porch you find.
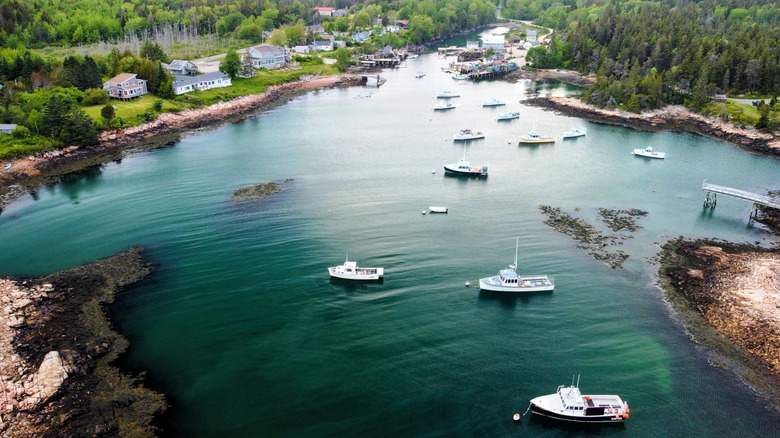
[103,73,148,100]
[172,72,232,95]
[245,45,290,69]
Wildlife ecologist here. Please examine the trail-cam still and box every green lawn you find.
[83,96,186,122]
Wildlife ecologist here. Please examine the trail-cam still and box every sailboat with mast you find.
[478,239,554,292]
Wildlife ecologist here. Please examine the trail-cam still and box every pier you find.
[702,179,780,221]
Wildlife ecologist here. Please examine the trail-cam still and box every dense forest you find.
[511,0,780,120]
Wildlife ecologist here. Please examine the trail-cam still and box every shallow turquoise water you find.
[1,34,780,437]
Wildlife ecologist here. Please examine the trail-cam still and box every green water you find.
[1,41,779,436]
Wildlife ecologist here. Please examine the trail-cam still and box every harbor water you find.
[1,35,779,437]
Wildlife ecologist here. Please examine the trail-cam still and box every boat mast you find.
[512,238,518,269]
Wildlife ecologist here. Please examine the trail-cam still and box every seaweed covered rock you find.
[0,248,166,437]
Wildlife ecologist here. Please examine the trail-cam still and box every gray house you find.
[165,59,199,75]
[245,45,289,69]
[0,124,17,134]
[103,73,148,100]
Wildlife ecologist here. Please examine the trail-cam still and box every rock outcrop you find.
[0,248,166,437]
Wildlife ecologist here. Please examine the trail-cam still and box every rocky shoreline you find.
[0,74,363,213]
[657,237,780,410]
[0,248,166,436]
[526,95,780,158]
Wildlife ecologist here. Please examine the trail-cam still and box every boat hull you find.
[478,276,554,292]
[530,402,626,424]
[632,150,665,159]
[518,137,555,144]
[443,165,487,176]
[328,267,383,281]
[453,136,484,141]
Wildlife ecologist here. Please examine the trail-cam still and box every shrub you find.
[12,125,31,139]
[101,104,115,119]
[152,99,164,112]
[82,88,109,106]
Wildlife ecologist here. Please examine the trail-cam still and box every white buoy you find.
[432,170,436,174]
[513,413,521,423]
[465,281,471,287]
[422,210,427,215]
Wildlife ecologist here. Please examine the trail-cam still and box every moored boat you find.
[478,239,554,292]
[433,103,456,111]
[453,129,485,141]
[632,146,665,159]
[528,376,630,424]
[428,206,448,213]
[436,89,461,98]
[443,149,488,176]
[328,255,384,280]
[452,72,469,80]
[518,130,555,144]
[482,98,506,107]
[496,111,520,121]
[562,127,586,138]
[415,71,426,78]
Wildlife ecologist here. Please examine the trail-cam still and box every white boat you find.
[436,89,460,98]
[529,376,630,424]
[328,255,384,281]
[453,129,484,141]
[433,103,456,111]
[478,239,554,292]
[415,71,426,78]
[496,111,520,121]
[443,148,488,176]
[632,146,665,159]
[452,72,469,80]
[562,127,586,138]
[518,130,555,144]
[482,98,506,107]
[428,206,448,213]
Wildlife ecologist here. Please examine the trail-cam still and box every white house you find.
[0,124,17,134]
[164,59,198,75]
[172,72,232,95]
[311,40,334,51]
[245,44,289,69]
[332,9,347,17]
[526,30,538,42]
[386,25,401,33]
[293,45,311,54]
[482,34,505,52]
[103,73,148,100]
[466,40,479,50]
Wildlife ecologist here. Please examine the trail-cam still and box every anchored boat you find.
[436,89,461,98]
[443,148,488,176]
[328,255,384,280]
[518,130,555,144]
[562,127,586,138]
[453,129,485,141]
[528,376,630,424]
[478,239,554,292]
[632,146,665,159]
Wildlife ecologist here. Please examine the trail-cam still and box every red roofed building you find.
[314,6,335,16]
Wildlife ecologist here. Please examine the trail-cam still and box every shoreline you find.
[657,238,780,411]
[0,73,363,213]
[525,94,780,158]
[0,248,166,436]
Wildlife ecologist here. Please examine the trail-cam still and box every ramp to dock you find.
[702,180,780,209]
